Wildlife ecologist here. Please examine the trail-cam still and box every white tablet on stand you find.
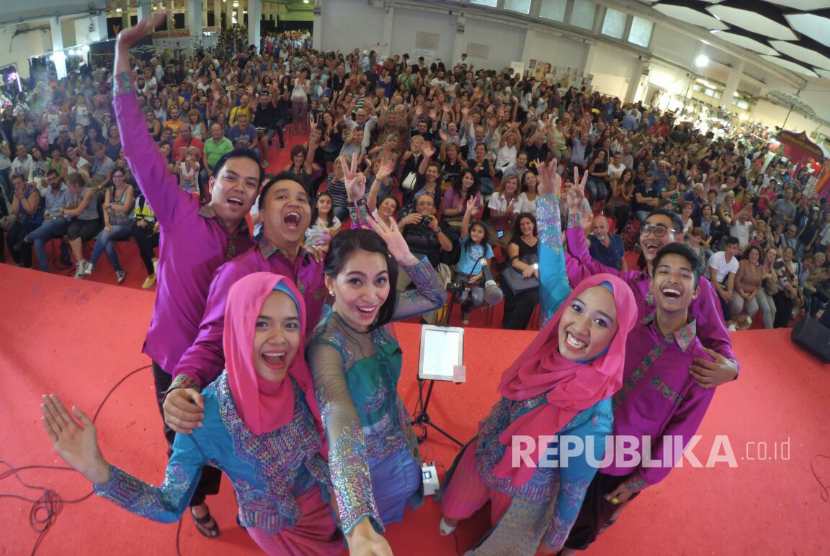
[418,325,465,382]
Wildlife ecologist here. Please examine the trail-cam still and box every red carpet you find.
[2,265,829,555]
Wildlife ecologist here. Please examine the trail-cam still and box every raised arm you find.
[112,11,190,228]
[42,394,205,524]
[308,342,384,537]
[536,160,572,325]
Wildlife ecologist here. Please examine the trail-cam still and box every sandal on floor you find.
[191,507,221,538]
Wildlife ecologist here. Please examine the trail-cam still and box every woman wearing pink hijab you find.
[439,162,639,555]
[41,273,341,555]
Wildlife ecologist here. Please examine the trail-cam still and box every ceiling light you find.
[116,7,122,13]
[694,54,710,68]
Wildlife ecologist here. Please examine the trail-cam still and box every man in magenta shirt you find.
[113,13,260,536]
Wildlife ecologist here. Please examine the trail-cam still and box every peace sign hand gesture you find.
[537,158,561,197]
[341,153,366,202]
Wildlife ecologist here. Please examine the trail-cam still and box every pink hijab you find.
[492,273,637,486]
[223,272,323,438]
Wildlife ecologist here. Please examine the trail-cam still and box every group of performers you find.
[40,13,739,556]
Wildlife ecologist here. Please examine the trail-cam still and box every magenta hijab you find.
[492,273,637,486]
[223,272,323,439]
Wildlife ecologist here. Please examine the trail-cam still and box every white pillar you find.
[138,0,152,22]
[49,16,67,80]
[451,13,467,66]
[214,0,222,29]
[188,0,204,38]
[312,0,323,51]
[381,5,394,59]
[582,42,597,76]
[247,0,261,50]
[227,0,236,28]
[625,58,649,104]
[721,60,743,110]
[91,12,108,41]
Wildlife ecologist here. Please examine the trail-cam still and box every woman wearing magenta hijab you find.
[439,161,638,555]
[41,273,341,555]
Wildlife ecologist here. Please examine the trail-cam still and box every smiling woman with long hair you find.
[308,209,446,555]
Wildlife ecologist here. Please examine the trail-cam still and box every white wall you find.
[521,26,588,72]
[463,16,526,70]
[0,23,52,78]
[390,6,455,65]
[319,0,386,54]
[586,43,637,98]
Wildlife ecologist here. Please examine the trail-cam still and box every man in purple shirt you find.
[562,243,717,553]
[162,172,326,431]
[113,13,260,536]
[563,184,738,387]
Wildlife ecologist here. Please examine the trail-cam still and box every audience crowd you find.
[2,28,829,330]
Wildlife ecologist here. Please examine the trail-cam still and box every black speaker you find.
[791,317,830,363]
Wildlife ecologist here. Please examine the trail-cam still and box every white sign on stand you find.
[418,325,465,382]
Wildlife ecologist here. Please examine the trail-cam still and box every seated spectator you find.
[129,188,159,289]
[488,173,521,244]
[454,199,502,324]
[227,113,257,149]
[709,236,741,324]
[78,169,135,283]
[501,213,539,330]
[730,246,763,328]
[203,123,234,174]
[4,174,42,267]
[172,123,204,162]
[24,170,73,271]
[305,192,341,248]
[588,215,625,271]
[442,169,482,228]
[62,173,102,278]
[772,247,802,328]
[516,169,539,216]
[398,191,458,294]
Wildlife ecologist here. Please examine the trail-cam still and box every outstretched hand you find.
[41,394,111,484]
[368,210,419,266]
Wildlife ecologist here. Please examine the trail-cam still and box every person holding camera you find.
[398,192,458,309]
[453,198,503,324]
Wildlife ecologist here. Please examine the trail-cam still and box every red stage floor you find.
[1,264,829,555]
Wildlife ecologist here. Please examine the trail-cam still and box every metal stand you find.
[411,378,463,447]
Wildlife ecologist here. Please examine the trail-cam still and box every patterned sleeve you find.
[541,402,613,551]
[93,432,207,523]
[536,194,572,326]
[307,341,383,535]
[392,257,448,321]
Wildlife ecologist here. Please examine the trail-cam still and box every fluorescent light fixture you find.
[694,54,710,68]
